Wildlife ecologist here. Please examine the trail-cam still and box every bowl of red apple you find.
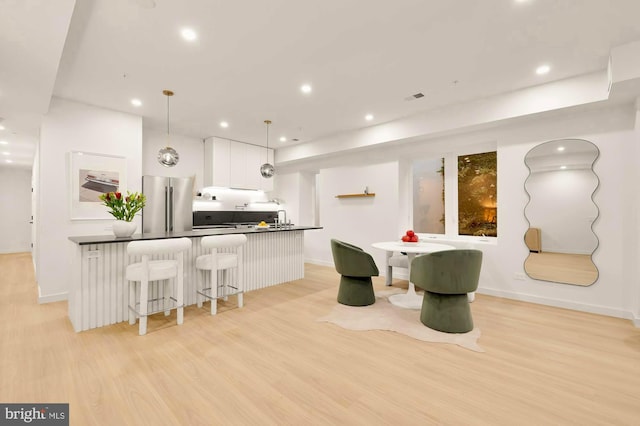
[401,230,419,245]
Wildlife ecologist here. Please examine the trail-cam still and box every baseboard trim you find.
[477,287,633,322]
[38,286,68,304]
[305,259,410,280]
[633,312,640,328]
[305,258,334,268]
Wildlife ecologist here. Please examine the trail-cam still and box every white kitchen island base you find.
[69,229,312,332]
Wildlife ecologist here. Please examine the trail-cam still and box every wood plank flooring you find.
[1,252,639,425]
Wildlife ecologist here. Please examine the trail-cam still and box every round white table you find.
[371,241,455,309]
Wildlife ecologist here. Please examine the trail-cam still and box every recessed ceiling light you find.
[0,125,5,130]
[279,136,286,142]
[131,98,142,107]
[181,28,197,41]
[560,166,567,170]
[365,114,374,121]
[557,146,565,151]
[220,121,229,128]
[5,159,12,163]
[300,84,312,94]
[0,140,6,145]
[536,64,551,75]
[2,152,9,155]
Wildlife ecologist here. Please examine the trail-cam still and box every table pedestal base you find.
[388,288,423,310]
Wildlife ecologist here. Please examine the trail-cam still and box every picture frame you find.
[69,151,127,220]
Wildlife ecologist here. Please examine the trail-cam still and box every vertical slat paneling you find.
[116,243,124,324]
[81,246,89,331]
[108,244,115,325]
[89,244,97,330]
[96,244,104,328]
[71,231,307,331]
[69,243,82,331]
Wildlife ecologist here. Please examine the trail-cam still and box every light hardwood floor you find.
[1,252,639,425]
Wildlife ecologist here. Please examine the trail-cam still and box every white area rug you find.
[318,290,484,352]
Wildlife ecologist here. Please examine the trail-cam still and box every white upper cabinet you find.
[204,137,230,187]
[228,141,247,188]
[245,143,263,190]
[204,137,274,191]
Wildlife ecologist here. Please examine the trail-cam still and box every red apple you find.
[401,235,410,242]
[410,235,419,242]
[406,230,415,237]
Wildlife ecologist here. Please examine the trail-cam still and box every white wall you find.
[270,171,316,227]
[283,102,639,321]
[0,167,32,253]
[300,161,401,271]
[629,102,640,326]
[494,126,632,318]
[37,98,142,302]
[32,142,39,269]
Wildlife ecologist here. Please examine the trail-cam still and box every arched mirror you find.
[524,139,599,286]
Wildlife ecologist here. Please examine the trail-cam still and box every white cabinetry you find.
[204,137,230,187]
[204,137,274,191]
[247,144,274,191]
[228,141,246,188]
[244,143,263,190]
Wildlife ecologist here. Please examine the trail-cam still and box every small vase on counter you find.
[112,220,137,238]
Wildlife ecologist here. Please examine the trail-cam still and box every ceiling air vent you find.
[404,92,425,101]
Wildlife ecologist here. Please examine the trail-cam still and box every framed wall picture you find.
[69,151,127,220]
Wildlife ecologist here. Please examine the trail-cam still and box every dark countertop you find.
[69,225,323,246]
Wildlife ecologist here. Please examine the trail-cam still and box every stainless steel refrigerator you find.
[142,176,194,233]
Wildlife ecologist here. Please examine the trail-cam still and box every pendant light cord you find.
[162,89,174,140]
[264,119,272,162]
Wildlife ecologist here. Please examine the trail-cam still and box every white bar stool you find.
[196,234,247,315]
[126,237,192,335]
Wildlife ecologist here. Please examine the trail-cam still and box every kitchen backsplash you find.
[192,186,280,212]
[193,210,279,226]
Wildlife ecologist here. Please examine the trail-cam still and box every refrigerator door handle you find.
[165,186,170,232]
[168,186,174,231]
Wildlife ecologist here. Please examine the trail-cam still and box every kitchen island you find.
[68,226,321,332]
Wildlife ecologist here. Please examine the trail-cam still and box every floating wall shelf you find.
[335,193,376,199]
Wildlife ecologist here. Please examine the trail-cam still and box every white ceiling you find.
[3,0,640,168]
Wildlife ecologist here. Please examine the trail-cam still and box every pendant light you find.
[158,89,179,167]
[260,119,275,178]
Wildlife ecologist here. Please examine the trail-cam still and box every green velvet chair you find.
[330,239,379,306]
[410,249,482,333]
